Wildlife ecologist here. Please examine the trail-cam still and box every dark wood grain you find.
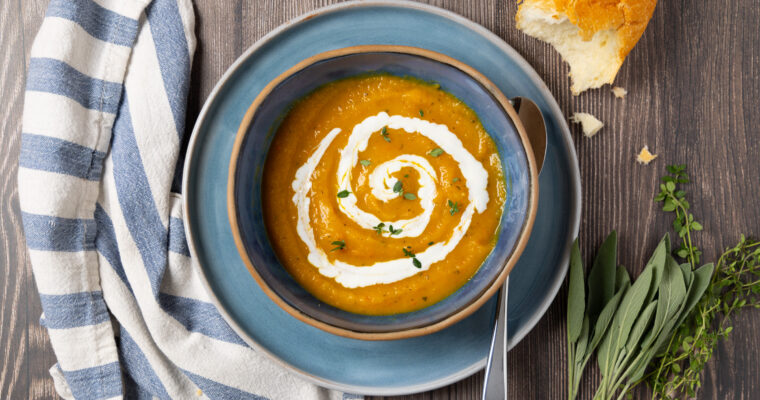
[0,1,29,397]
[2,0,760,399]
[1,0,57,399]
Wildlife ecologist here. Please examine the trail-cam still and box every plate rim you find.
[182,0,581,395]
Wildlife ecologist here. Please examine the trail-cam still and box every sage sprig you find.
[568,234,714,400]
[567,233,627,400]
[594,239,714,400]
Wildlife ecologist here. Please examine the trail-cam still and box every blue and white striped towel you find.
[19,0,356,398]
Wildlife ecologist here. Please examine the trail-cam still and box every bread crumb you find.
[197,389,203,396]
[570,112,604,137]
[636,146,657,164]
[611,86,628,98]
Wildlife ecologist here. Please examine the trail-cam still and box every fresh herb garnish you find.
[428,241,434,246]
[448,200,460,215]
[393,180,403,195]
[565,165,758,400]
[404,193,417,200]
[655,164,702,265]
[566,231,712,400]
[337,190,350,198]
[452,177,460,183]
[360,159,371,166]
[566,233,624,400]
[381,126,390,142]
[404,174,409,178]
[330,240,345,251]
[648,235,760,399]
[402,247,422,268]
[644,166,757,399]
[429,148,444,157]
[375,223,402,236]
[419,110,424,117]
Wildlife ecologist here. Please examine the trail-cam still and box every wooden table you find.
[2,0,759,398]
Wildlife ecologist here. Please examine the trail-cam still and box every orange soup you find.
[262,74,506,315]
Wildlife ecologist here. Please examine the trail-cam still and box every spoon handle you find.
[482,278,508,400]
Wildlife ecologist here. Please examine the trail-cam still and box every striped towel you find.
[18,0,355,399]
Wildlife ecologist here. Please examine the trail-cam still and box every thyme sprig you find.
[330,240,345,251]
[646,236,760,399]
[654,164,703,267]
[448,200,460,215]
[402,247,422,268]
[381,126,390,142]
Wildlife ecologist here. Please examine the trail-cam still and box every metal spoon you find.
[482,97,547,400]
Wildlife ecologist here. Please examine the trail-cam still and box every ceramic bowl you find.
[228,45,538,340]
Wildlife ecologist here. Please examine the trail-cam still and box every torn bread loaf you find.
[516,0,657,94]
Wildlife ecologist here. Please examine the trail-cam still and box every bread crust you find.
[518,0,657,61]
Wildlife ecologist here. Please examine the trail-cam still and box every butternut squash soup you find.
[262,74,506,315]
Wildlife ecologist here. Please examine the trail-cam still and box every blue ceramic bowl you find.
[228,46,538,340]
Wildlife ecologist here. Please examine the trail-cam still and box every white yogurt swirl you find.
[291,112,490,288]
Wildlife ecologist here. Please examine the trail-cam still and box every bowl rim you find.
[227,44,539,340]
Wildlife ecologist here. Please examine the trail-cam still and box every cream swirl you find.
[291,112,490,288]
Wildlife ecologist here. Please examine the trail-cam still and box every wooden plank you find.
[23,1,60,397]
[0,0,32,398]
[0,0,60,398]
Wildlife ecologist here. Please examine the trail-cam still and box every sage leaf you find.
[598,266,653,381]
[627,346,657,383]
[615,265,630,292]
[652,309,687,354]
[673,263,715,328]
[663,233,672,253]
[625,300,658,353]
[643,255,687,348]
[643,234,669,306]
[612,266,654,346]
[679,263,693,289]
[589,286,626,361]
[575,316,590,362]
[662,256,687,319]
[569,314,590,400]
[568,240,585,342]
[675,263,695,322]
[587,231,618,321]
[597,334,614,387]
